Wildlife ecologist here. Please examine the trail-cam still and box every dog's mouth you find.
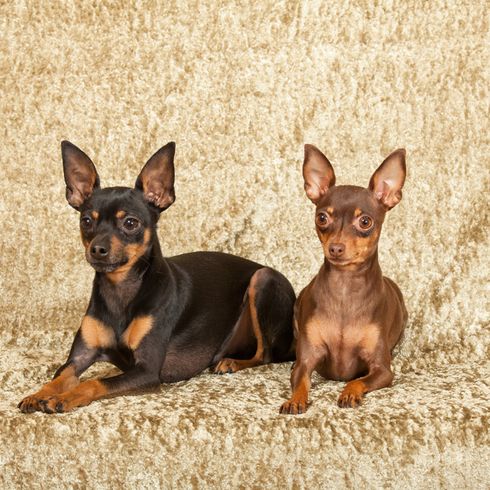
[88,259,128,273]
[327,257,353,266]
[326,255,362,267]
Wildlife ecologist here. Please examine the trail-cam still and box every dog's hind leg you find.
[213,267,295,374]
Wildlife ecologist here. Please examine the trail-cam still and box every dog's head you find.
[62,141,175,281]
[302,145,406,268]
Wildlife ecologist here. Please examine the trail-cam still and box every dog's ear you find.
[135,142,176,212]
[62,141,100,210]
[369,149,406,210]
[302,144,336,204]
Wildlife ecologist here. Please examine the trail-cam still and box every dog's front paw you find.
[18,391,68,414]
[36,396,63,414]
[337,381,365,408]
[18,392,76,414]
[279,399,308,415]
[18,394,44,413]
[38,394,79,414]
[18,394,65,414]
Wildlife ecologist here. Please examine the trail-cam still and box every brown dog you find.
[280,145,408,413]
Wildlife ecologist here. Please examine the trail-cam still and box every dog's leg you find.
[37,316,165,413]
[38,366,162,413]
[337,346,393,408]
[214,267,294,374]
[18,326,101,413]
[279,337,322,415]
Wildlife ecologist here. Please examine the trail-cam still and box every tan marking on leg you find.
[107,228,151,284]
[338,379,367,408]
[122,316,153,350]
[213,270,267,374]
[280,372,310,415]
[247,275,264,360]
[34,365,78,396]
[80,316,115,349]
[279,360,311,415]
[280,329,325,415]
[18,365,80,413]
[44,380,108,413]
[115,210,126,219]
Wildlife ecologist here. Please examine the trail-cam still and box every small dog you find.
[280,145,408,414]
[19,141,295,413]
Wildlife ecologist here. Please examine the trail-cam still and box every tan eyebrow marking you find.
[91,210,99,220]
[116,210,126,219]
[354,208,363,217]
[326,207,334,215]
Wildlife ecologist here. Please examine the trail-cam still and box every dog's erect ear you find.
[135,142,176,212]
[62,141,100,210]
[303,144,336,204]
[369,149,406,210]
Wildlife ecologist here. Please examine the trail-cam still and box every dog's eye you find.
[359,215,373,230]
[123,217,140,231]
[316,212,329,227]
[80,217,92,229]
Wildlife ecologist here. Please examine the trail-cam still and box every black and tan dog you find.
[19,141,295,413]
[280,145,408,414]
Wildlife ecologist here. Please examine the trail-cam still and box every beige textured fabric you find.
[1,1,489,488]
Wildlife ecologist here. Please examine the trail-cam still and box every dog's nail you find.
[42,403,55,414]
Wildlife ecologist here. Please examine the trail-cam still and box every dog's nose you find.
[329,243,345,258]
[90,244,109,259]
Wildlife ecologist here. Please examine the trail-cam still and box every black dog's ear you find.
[62,141,100,210]
[369,149,406,210]
[303,144,336,204]
[135,142,176,211]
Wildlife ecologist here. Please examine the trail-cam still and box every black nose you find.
[329,243,345,258]
[90,244,109,259]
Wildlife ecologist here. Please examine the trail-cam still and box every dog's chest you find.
[306,316,379,380]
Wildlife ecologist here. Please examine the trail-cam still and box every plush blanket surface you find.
[1,1,488,488]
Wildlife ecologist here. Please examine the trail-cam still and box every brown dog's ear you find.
[135,142,176,211]
[62,141,100,210]
[303,144,336,204]
[369,149,406,210]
